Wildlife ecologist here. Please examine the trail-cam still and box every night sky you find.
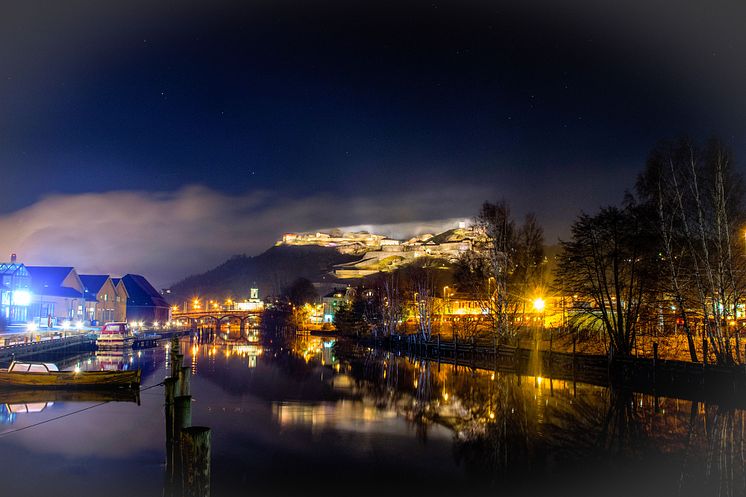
[1,0,745,286]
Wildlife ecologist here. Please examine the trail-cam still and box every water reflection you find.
[0,332,742,497]
[272,335,746,497]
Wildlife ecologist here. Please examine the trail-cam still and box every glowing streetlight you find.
[532,297,546,313]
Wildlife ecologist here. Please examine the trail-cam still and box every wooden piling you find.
[179,366,191,397]
[175,395,192,433]
[164,377,177,408]
[181,427,211,497]
[172,353,184,380]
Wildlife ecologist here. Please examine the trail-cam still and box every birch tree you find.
[638,138,745,365]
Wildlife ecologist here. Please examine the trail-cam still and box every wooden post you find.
[179,366,191,397]
[653,342,658,386]
[572,336,576,381]
[165,377,177,409]
[703,337,708,368]
[181,427,211,497]
[164,377,178,496]
[175,395,192,433]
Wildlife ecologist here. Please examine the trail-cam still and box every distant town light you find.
[75,320,84,329]
[26,321,37,332]
[62,320,71,330]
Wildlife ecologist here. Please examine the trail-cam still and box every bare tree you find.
[639,139,745,365]
[477,201,516,340]
[555,204,656,357]
[413,267,439,341]
[378,272,403,337]
[637,142,700,361]
[457,201,545,343]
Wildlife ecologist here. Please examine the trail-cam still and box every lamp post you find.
[532,297,546,351]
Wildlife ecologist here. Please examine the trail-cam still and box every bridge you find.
[172,309,262,332]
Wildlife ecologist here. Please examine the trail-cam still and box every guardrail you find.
[0,334,96,361]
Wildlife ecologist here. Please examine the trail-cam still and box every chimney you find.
[10,253,16,263]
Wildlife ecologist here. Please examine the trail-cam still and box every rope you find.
[0,381,164,439]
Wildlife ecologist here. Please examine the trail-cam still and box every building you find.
[120,274,171,324]
[234,287,264,312]
[79,275,122,324]
[111,278,129,322]
[0,258,32,325]
[26,266,86,326]
[321,287,353,323]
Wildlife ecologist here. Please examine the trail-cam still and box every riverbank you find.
[350,334,746,408]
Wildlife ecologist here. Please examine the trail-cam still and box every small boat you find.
[96,322,135,349]
[0,387,140,404]
[0,361,141,389]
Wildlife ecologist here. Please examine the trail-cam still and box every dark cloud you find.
[0,185,499,288]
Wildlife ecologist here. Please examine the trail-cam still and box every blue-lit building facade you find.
[0,254,167,331]
[0,260,32,325]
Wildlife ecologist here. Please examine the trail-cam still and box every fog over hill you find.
[168,245,358,303]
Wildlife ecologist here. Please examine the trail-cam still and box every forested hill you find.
[168,245,359,302]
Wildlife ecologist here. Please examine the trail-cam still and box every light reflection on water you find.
[0,335,741,497]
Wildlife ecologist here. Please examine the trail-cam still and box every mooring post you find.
[164,376,178,495]
[175,395,193,433]
[165,377,177,409]
[181,426,211,497]
[173,354,184,383]
[179,366,191,397]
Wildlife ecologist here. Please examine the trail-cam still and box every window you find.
[104,294,108,302]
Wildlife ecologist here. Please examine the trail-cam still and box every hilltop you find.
[168,245,358,302]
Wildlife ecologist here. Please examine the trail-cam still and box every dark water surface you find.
[0,335,743,497]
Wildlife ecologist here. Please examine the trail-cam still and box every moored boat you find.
[0,387,140,404]
[0,361,141,389]
[96,322,135,349]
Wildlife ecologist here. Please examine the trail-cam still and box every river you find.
[0,333,742,497]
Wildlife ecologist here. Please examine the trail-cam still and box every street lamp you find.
[532,298,545,313]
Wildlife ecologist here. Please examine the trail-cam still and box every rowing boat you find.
[0,361,141,389]
[0,388,140,404]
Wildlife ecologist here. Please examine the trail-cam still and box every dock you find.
[0,334,96,362]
